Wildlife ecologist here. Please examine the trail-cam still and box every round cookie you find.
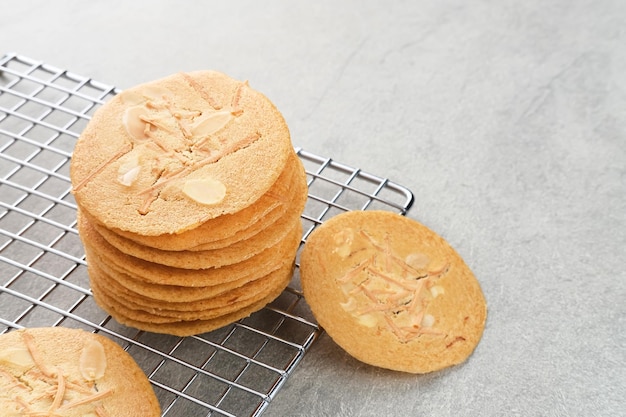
[300,210,487,374]
[70,70,294,235]
[0,327,160,416]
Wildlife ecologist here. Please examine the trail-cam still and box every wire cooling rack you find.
[0,52,414,417]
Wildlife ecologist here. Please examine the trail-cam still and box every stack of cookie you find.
[70,71,307,336]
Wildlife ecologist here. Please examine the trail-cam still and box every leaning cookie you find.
[0,327,160,416]
[299,210,487,374]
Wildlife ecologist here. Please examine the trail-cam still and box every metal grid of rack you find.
[0,53,414,416]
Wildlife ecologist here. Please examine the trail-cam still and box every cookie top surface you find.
[0,327,160,416]
[70,70,292,235]
[106,149,304,250]
[300,210,487,374]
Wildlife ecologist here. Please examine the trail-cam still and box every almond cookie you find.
[106,150,304,251]
[83,154,305,269]
[300,210,487,373]
[184,153,307,252]
[0,327,160,416]
[70,70,293,235]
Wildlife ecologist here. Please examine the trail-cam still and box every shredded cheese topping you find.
[337,230,449,343]
[0,331,113,415]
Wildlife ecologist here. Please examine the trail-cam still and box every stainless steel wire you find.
[0,52,414,416]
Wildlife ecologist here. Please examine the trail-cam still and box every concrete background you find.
[1,1,624,416]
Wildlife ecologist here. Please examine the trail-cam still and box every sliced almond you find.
[117,153,141,186]
[332,228,354,258]
[191,111,233,138]
[0,347,35,370]
[79,339,107,382]
[339,297,357,313]
[430,285,445,298]
[182,177,226,205]
[123,105,150,140]
[357,313,378,328]
[118,90,145,106]
[118,166,141,186]
[405,252,430,270]
[421,314,435,328]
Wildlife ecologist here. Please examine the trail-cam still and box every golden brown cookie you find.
[88,255,294,322]
[90,203,302,269]
[70,70,294,235]
[71,70,307,337]
[300,210,487,374]
[91,266,294,337]
[0,327,160,416]
[106,150,304,251]
[185,153,307,252]
[78,211,301,288]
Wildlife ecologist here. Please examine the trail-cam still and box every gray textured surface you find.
[1,1,625,416]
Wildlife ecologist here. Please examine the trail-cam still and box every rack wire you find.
[0,52,414,416]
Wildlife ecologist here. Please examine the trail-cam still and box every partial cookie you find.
[90,202,302,269]
[106,150,303,251]
[185,153,307,252]
[0,327,160,416]
[92,266,294,337]
[83,223,301,302]
[78,211,300,287]
[88,255,295,322]
[300,210,487,374]
[70,70,293,235]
